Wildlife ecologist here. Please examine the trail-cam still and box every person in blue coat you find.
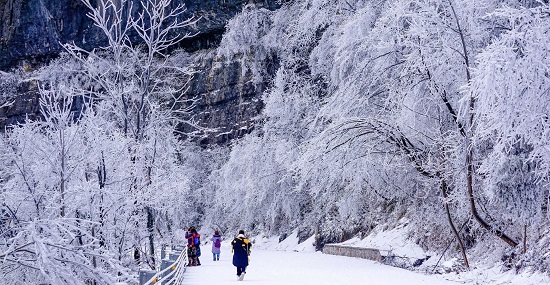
[231,230,251,281]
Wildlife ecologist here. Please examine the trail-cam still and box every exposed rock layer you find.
[0,0,280,145]
[181,51,279,145]
[0,0,279,70]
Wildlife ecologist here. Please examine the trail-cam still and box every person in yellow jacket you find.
[231,230,251,281]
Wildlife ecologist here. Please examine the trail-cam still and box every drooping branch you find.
[325,119,435,178]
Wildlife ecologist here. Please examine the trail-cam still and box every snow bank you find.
[339,220,427,260]
[248,223,550,285]
[252,230,316,252]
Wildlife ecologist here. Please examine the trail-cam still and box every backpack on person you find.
[194,234,200,246]
[214,238,221,248]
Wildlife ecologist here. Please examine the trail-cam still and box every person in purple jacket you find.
[211,230,222,261]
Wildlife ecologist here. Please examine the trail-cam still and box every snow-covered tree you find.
[203,0,550,270]
[469,3,550,255]
[0,0,200,283]
[61,0,200,267]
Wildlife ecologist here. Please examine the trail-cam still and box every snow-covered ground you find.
[183,247,463,285]
[183,229,548,285]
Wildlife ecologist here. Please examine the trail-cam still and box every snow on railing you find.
[140,247,188,285]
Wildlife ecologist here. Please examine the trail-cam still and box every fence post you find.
[169,250,181,261]
[139,270,156,285]
[139,246,187,285]
[161,259,176,282]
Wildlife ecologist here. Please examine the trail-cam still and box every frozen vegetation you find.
[1,0,549,284]
[183,232,550,285]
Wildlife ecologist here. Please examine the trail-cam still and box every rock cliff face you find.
[0,0,280,145]
[0,0,279,70]
[181,51,279,145]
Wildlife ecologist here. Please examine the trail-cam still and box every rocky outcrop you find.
[0,0,281,145]
[0,71,41,127]
[0,0,280,70]
[181,50,279,145]
[1,0,96,70]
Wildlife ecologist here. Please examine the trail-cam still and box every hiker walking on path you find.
[232,230,251,281]
[211,230,222,261]
[186,226,202,266]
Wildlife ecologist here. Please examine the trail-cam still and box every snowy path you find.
[181,246,465,285]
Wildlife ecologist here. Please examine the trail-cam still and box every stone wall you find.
[322,244,382,262]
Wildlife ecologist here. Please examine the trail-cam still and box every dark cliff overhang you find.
[0,0,282,71]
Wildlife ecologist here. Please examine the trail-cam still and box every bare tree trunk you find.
[440,179,469,269]
[98,152,107,248]
[523,225,527,254]
[91,223,98,269]
[466,149,518,247]
[60,129,66,217]
[147,206,156,269]
[448,0,518,248]
[134,247,141,264]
